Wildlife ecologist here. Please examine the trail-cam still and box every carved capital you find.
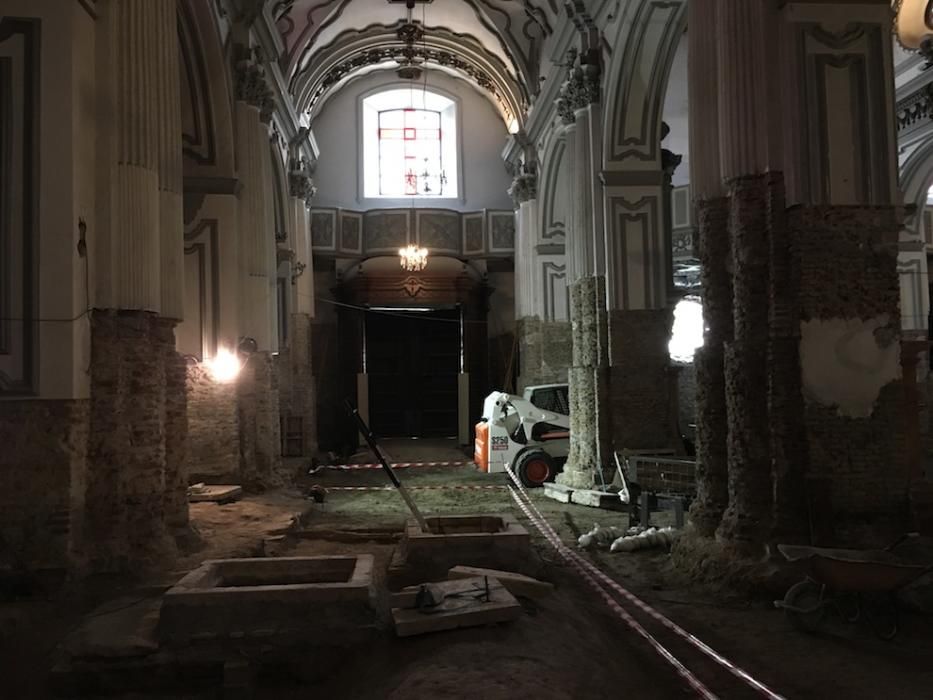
[288,157,317,207]
[234,45,276,117]
[508,172,538,208]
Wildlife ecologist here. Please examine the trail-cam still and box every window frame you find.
[359,85,462,204]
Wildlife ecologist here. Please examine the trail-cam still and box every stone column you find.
[86,0,180,572]
[279,159,319,460]
[233,46,282,487]
[687,0,730,538]
[154,0,188,534]
[709,0,776,552]
[555,55,600,489]
[234,46,276,353]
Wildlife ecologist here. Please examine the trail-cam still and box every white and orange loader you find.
[473,385,570,487]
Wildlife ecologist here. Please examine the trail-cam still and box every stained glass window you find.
[378,108,445,196]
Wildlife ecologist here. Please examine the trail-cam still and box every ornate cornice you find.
[897,82,933,132]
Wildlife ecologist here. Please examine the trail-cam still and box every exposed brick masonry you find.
[515,317,572,390]
[0,400,89,571]
[237,350,284,489]
[186,363,240,483]
[789,205,908,538]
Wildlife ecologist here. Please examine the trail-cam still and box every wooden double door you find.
[366,307,461,438]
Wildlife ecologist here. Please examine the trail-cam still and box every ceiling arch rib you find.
[276,0,555,123]
[292,21,526,129]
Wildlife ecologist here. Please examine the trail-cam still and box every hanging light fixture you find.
[399,244,429,272]
[893,0,933,49]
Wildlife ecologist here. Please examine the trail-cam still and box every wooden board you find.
[391,577,522,637]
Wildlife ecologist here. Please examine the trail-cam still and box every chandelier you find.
[399,244,428,272]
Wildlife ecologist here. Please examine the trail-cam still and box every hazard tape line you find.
[325,485,507,492]
[505,469,785,700]
[316,461,471,471]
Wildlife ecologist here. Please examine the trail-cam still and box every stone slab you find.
[187,485,243,503]
[570,488,626,510]
[544,482,574,503]
[447,566,553,600]
[391,577,522,637]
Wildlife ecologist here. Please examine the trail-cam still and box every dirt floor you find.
[3,438,933,698]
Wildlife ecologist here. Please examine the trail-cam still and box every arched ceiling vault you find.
[272,0,558,128]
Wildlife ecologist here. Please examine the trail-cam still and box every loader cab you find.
[523,384,570,416]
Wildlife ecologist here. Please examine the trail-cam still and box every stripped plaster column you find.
[233,47,282,487]
[714,0,776,551]
[686,0,730,537]
[510,164,541,391]
[556,56,600,489]
[86,0,177,571]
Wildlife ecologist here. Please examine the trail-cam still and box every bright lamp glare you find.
[205,346,241,382]
[669,298,705,363]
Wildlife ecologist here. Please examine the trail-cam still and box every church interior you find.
[2,0,933,696]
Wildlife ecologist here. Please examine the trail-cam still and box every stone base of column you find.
[85,311,177,574]
[515,317,572,391]
[237,350,284,489]
[607,308,675,450]
[0,399,90,572]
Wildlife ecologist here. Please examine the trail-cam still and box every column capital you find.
[508,170,537,208]
[288,157,317,207]
[234,44,276,122]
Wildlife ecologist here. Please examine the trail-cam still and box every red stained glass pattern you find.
[378,108,443,196]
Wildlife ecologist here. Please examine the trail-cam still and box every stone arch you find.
[601,0,687,171]
[898,138,933,332]
[178,0,236,179]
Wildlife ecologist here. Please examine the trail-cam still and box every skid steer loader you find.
[473,384,570,487]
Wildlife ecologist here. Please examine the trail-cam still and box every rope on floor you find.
[324,485,507,491]
[314,461,472,471]
[505,469,786,700]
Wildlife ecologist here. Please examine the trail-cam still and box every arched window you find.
[362,88,458,199]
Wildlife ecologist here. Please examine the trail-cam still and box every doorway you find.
[366,307,461,437]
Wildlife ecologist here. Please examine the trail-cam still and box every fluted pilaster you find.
[688,0,723,198]
[515,199,538,319]
[289,198,315,317]
[109,0,163,311]
[571,110,593,281]
[717,0,770,179]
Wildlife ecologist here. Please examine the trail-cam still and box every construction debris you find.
[186,484,243,503]
[577,524,625,550]
[609,527,679,553]
[391,576,522,637]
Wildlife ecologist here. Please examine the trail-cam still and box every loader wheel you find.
[515,450,555,488]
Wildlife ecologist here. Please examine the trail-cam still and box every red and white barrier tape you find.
[505,470,785,700]
[506,487,716,698]
[316,461,471,471]
[325,485,506,492]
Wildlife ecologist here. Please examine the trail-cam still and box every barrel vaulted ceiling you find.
[271,0,560,128]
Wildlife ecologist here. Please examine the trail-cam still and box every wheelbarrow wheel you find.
[863,594,899,641]
[783,580,824,633]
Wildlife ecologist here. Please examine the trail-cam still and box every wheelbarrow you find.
[774,536,933,640]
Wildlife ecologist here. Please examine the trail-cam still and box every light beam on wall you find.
[669,297,705,363]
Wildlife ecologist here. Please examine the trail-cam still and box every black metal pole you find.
[344,399,430,532]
